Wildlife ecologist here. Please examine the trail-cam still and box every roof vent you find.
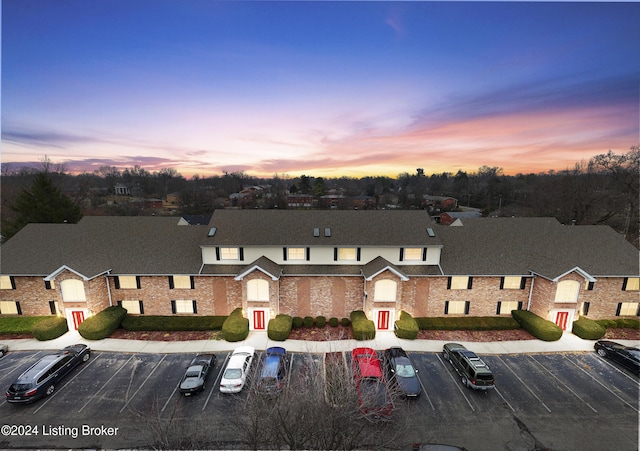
[427,227,435,237]
[313,228,320,237]
[324,228,331,237]
[208,227,217,237]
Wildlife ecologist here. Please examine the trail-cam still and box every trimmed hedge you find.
[221,308,249,342]
[32,316,68,341]
[315,316,327,328]
[416,316,520,331]
[596,318,640,329]
[350,310,375,340]
[292,316,304,328]
[0,316,52,335]
[394,311,419,340]
[121,315,226,331]
[512,310,562,341]
[78,306,128,340]
[572,317,606,340]
[268,314,292,341]
[329,317,339,327]
[340,317,351,327]
[303,316,315,328]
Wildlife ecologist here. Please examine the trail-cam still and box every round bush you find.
[268,314,292,341]
[32,316,68,341]
[222,308,249,342]
[292,316,304,328]
[78,306,127,340]
[340,317,351,327]
[329,317,339,327]
[303,316,315,328]
[315,316,326,328]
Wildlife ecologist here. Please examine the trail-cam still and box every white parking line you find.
[78,355,134,413]
[436,353,475,411]
[119,355,167,413]
[496,355,551,413]
[493,387,515,412]
[201,352,229,411]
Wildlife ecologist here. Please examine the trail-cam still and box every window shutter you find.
[520,278,526,290]
[447,277,452,290]
[399,248,404,262]
[357,248,361,261]
[168,276,174,289]
[192,300,198,314]
[136,276,141,289]
[499,277,505,290]
[422,248,427,261]
[239,247,244,261]
[636,304,640,317]
[587,281,594,291]
[615,303,622,316]
[139,301,144,315]
[215,247,220,260]
[622,278,628,291]
[114,277,121,289]
[117,300,122,307]
[45,280,52,290]
[464,301,470,315]
[334,248,338,261]
[16,302,22,315]
[190,276,195,289]
[283,248,288,261]
[306,247,310,261]
[467,277,473,289]
[496,302,502,315]
[171,300,177,314]
[49,301,56,315]
[444,301,449,314]
[583,302,590,316]
[517,301,523,310]
[10,277,16,290]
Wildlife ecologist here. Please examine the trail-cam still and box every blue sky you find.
[2,1,639,178]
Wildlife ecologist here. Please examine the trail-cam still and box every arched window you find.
[374,279,397,302]
[60,279,86,302]
[555,280,580,303]
[247,279,269,301]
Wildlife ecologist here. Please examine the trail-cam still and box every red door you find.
[253,310,266,330]
[377,310,390,330]
[555,311,569,330]
[71,311,85,330]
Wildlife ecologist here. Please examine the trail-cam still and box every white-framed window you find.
[449,276,471,290]
[501,276,523,290]
[287,247,306,261]
[220,247,239,260]
[338,247,357,261]
[120,300,143,314]
[0,276,15,290]
[118,276,139,289]
[554,280,580,302]
[0,301,20,315]
[445,300,469,314]
[171,275,193,289]
[247,279,269,301]
[172,299,196,314]
[60,279,87,302]
[617,302,639,316]
[403,248,422,261]
[623,277,640,291]
[374,279,397,302]
[497,301,520,315]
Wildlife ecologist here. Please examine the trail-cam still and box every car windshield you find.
[10,383,32,392]
[185,371,200,378]
[395,362,416,378]
[626,348,640,359]
[224,368,242,379]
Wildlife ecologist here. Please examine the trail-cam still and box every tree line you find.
[1,147,638,247]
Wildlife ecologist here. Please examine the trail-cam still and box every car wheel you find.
[461,376,468,387]
[82,352,90,362]
[596,348,607,358]
[46,384,55,396]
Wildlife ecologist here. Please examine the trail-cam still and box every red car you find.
[351,347,393,420]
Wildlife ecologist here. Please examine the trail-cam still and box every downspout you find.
[105,272,113,307]
[527,273,535,311]
[361,270,367,312]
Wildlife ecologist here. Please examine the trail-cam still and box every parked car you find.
[220,346,255,393]
[351,347,393,419]
[594,340,640,375]
[256,347,288,395]
[383,347,421,397]
[179,354,216,396]
[0,343,7,357]
[442,343,494,390]
[5,344,90,403]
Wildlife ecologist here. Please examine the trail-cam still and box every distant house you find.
[351,195,376,209]
[114,183,130,196]
[438,211,482,225]
[0,212,638,334]
[423,195,457,212]
[287,193,313,208]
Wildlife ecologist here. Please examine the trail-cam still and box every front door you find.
[376,310,391,330]
[555,311,569,330]
[252,309,266,330]
[67,309,86,330]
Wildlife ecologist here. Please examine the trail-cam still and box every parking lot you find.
[0,348,638,450]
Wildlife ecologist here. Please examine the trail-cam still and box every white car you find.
[0,344,7,357]
[220,346,255,393]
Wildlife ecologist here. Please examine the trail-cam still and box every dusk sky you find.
[2,1,639,179]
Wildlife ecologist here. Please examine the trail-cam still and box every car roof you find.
[232,346,254,356]
[261,354,283,377]
[353,348,383,377]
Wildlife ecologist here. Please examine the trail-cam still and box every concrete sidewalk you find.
[2,330,638,355]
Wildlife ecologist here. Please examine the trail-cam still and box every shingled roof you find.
[437,217,639,279]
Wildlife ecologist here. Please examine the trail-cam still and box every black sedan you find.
[594,340,640,375]
[179,354,216,396]
[383,347,421,397]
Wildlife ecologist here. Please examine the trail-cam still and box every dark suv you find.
[6,344,91,403]
[256,347,288,395]
[443,343,494,390]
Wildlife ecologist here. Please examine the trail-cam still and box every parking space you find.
[0,348,638,450]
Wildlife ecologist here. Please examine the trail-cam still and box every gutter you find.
[527,272,536,311]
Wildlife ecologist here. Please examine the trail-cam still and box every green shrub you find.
[329,317,339,327]
[303,316,315,328]
[315,316,327,328]
[221,308,249,342]
[394,311,419,339]
[292,317,304,328]
[350,310,375,340]
[572,317,606,340]
[32,316,68,341]
[512,310,562,341]
[415,316,520,331]
[0,316,52,335]
[121,315,226,331]
[595,319,618,329]
[268,314,292,341]
[613,318,640,329]
[78,306,127,340]
[341,317,351,327]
